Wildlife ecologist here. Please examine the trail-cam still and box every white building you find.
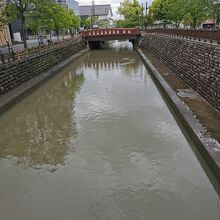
[79,4,113,20]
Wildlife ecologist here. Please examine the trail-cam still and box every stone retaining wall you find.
[140,35,220,111]
[0,42,85,95]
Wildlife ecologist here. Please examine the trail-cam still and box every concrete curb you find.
[0,48,90,115]
[137,48,220,182]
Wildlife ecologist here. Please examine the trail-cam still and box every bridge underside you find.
[85,36,140,49]
[85,36,139,42]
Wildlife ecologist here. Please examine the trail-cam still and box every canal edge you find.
[137,48,220,182]
[0,48,90,115]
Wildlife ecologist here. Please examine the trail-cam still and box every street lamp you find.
[141,1,148,30]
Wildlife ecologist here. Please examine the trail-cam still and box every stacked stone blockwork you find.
[140,35,220,111]
[0,42,85,95]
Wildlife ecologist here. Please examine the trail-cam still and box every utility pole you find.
[91,0,95,28]
[146,1,148,16]
[145,1,149,29]
[141,3,144,30]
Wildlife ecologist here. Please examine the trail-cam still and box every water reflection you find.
[83,42,141,77]
[0,71,84,167]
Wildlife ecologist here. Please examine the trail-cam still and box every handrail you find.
[144,28,220,44]
[81,28,141,38]
[0,36,81,65]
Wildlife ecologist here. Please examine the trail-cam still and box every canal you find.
[0,41,220,219]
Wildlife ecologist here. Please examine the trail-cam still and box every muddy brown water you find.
[0,41,220,220]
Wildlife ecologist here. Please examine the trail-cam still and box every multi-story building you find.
[54,0,80,15]
[79,4,113,20]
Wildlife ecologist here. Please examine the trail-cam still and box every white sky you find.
[78,0,153,19]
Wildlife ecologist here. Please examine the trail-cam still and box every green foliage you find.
[117,0,142,27]
[80,17,92,29]
[147,0,216,28]
[96,19,111,28]
[0,2,8,28]
[163,0,187,27]
[148,0,167,21]
[80,16,112,29]
[26,0,54,33]
[6,0,35,20]
[183,0,211,27]
[116,18,140,28]
[51,4,79,35]
[6,0,80,46]
[27,1,80,35]
[117,0,142,19]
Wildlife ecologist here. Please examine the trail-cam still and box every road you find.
[0,35,73,54]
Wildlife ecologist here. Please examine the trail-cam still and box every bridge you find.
[80,28,141,49]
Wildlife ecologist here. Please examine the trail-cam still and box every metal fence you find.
[0,36,81,65]
[144,29,220,44]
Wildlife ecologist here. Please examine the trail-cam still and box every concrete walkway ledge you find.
[137,48,220,182]
[0,48,90,115]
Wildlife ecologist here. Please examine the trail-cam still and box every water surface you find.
[0,41,220,220]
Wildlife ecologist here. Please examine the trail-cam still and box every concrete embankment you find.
[140,34,220,111]
[137,45,220,182]
[0,43,89,114]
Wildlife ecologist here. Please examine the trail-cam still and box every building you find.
[79,4,113,20]
[54,0,80,15]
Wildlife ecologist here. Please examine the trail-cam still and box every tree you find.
[97,19,112,28]
[163,0,187,27]
[117,0,142,27]
[11,0,80,43]
[0,1,8,28]
[148,0,167,21]
[117,0,142,19]
[65,9,80,33]
[183,0,211,28]
[26,0,55,35]
[6,0,36,48]
[209,0,220,27]
[0,2,12,52]
[147,0,212,28]
[80,17,92,29]
[116,18,140,28]
[49,3,79,40]
[6,0,80,48]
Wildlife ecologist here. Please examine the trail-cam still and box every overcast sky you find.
[78,0,153,19]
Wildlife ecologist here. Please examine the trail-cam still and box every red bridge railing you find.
[80,28,141,38]
[145,28,220,44]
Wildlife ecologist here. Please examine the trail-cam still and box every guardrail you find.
[80,28,141,38]
[0,36,81,65]
[144,29,220,44]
